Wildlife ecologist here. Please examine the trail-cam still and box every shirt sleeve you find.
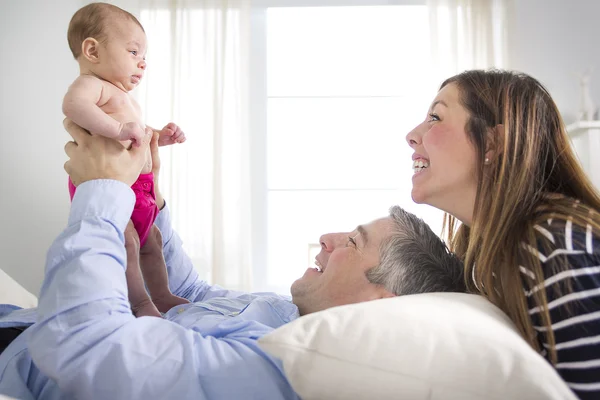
[27,180,295,400]
[155,203,247,302]
[525,221,600,400]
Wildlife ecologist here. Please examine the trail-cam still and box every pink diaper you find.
[68,173,159,247]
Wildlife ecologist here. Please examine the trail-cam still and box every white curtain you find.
[427,0,508,80]
[121,0,253,291]
[110,0,508,293]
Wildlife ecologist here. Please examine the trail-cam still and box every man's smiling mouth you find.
[314,260,324,273]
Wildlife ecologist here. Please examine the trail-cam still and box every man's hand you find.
[64,119,151,187]
[150,131,165,209]
[117,121,146,148]
[158,122,186,146]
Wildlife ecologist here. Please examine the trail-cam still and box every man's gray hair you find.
[366,206,465,295]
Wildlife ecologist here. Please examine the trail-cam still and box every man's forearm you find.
[28,180,136,392]
[154,205,206,299]
[26,181,292,399]
[156,189,165,211]
[155,205,247,301]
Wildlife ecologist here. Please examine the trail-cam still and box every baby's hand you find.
[158,122,186,146]
[117,122,146,147]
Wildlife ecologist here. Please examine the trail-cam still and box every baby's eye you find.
[130,50,138,56]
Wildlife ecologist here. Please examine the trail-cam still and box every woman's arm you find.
[528,221,600,400]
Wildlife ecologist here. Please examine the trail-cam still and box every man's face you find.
[290,216,396,315]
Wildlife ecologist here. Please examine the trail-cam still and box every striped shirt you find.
[521,219,600,400]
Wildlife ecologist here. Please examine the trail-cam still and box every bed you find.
[1,267,576,399]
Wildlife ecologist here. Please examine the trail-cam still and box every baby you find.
[64,2,189,317]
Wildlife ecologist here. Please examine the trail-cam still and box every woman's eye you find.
[428,113,440,122]
[130,51,137,56]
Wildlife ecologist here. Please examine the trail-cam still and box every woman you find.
[406,69,600,399]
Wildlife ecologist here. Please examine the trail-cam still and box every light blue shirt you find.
[0,180,300,399]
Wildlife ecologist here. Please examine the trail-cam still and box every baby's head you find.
[68,2,147,92]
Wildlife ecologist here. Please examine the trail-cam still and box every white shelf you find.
[566,120,600,138]
[566,121,600,190]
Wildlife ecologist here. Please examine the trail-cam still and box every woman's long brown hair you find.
[442,70,600,363]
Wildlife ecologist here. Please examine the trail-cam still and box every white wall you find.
[507,0,600,123]
[0,0,83,294]
[0,0,598,294]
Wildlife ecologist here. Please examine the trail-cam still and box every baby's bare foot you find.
[131,298,162,318]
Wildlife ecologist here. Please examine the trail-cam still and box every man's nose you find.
[406,122,424,148]
[319,232,347,252]
[139,60,147,70]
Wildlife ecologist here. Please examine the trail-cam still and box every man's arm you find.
[148,132,244,301]
[155,204,246,301]
[27,181,293,400]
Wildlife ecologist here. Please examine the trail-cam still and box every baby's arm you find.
[148,123,186,146]
[63,76,145,145]
[63,76,120,138]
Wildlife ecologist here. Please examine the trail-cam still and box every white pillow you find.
[0,267,38,309]
[259,293,576,400]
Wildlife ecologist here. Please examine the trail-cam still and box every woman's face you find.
[405,82,479,225]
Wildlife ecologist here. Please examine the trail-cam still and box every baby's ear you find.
[81,37,100,63]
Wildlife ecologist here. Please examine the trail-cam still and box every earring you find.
[484,158,490,164]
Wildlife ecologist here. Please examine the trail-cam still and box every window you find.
[250,2,444,294]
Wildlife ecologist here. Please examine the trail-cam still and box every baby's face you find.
[94,18,147,92]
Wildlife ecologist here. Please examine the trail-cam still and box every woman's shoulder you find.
[525,217,600,301]
[531,193,600,261]
[533,218,599,260]
[520,195,600,286]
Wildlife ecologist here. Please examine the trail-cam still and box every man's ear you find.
[484,124,504,164]
[81,37,101,64]
[378,288,396,299]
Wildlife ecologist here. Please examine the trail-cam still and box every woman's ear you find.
[484,124,504,164]
[81,37,100,64]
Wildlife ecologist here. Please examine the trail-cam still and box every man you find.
[0,121,465,399]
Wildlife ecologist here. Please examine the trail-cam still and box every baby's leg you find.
[139,224,190,313]
[124,221,162,318]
